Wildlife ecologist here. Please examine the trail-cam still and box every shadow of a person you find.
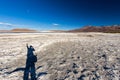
[23,44,37,80]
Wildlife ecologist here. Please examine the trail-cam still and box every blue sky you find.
[0,0,120,30]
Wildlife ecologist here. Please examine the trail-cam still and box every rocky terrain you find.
[0,33,120,80]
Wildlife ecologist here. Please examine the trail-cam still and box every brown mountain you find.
[0,28,37,33]
[11,28,36,33]
[68,25,120,33]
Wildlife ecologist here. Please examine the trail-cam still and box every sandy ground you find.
[0,33,120,80]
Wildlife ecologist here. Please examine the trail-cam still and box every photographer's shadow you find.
[5,44,47,80]
[23,44,37,80]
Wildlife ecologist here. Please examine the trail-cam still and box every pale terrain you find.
[0,33,120,80]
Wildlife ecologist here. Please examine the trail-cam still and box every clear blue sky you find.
[0,0,120,30]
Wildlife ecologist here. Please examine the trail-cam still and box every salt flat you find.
[0,33,120,80]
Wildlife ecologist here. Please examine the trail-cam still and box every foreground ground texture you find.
[0,33,120,80]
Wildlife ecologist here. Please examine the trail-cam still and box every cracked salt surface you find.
[0,33,120,80]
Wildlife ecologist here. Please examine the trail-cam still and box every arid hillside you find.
[0,33,120,80]
[11,28,37,33]
[68,25,120,33]
[0,28,37,33]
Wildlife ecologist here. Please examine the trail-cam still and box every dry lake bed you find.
[0,33,120,80]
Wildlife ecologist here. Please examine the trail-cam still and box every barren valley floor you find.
[0,33,120,80]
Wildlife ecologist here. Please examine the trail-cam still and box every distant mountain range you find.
[68,25,120,33]
[0,28,37,33]
[0,25,120,33]
[0,28,65,33]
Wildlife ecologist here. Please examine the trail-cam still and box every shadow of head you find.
[30,45,33,48]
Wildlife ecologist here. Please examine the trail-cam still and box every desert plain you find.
[0,32,120,80]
